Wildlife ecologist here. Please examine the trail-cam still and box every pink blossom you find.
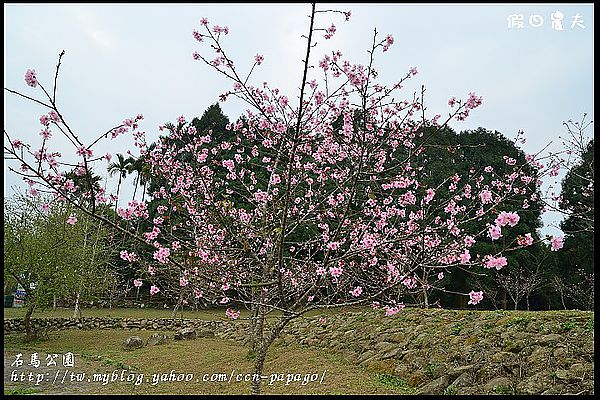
[350,286,363,297]
[437,272,444,280]
[384,303,405,316]
[485,255,507,270]
[465,92,483,109]
[550,236,564,251]
[133,279,142,288]
[153,247,171,263]
[225,308,240,320]
[150,285,160,295]
[517,233,534,247]
[66,215,77,225]
[424,188,435,204]
[25,69,38,87]
[467,290,483,305]
[329,266,343,278]
[464,236,476,247]
[460,249,471,263]
[488,225,502,241]
[254,54,264,65]
[448,97,457,107]
[200,17,209,26]
[479,189,493,204]
[192,30,203,42]
[11,139,24,149]
[41,203,50,213]
[180,276,189,287]
[383,34,394,52]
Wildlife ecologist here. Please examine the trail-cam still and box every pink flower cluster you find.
[153,247,171,263]
[484,255,507,270]
[495,211,520,227]
[25,69,38,87]
[550,236,564,251]
[467,290,483,305]
[517,233,534,247]
[120,250,138,262]
[150,285,160,295]
[225,308,240,320]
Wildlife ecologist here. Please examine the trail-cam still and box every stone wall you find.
[4,308,594,395]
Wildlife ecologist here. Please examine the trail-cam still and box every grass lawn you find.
[3,305,371,321]
[4,329,403,395]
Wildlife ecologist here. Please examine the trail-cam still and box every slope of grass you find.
[4,329,399,395]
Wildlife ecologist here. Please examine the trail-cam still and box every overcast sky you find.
[4,3,594,237]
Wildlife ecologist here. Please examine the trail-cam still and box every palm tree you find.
[107,154,130,211]
[125,155,151,202]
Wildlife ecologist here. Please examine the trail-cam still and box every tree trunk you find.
[526,295,530,311]
[251,345,268,394]
[423,288,429,308]
[171,294,183,319]
[73,291,81,319]
[53,295,57,311]
[501,290,508,310]
[24,303,36,341]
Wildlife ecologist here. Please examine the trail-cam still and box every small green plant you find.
[4,388,40,395]
[100,358,134,370]
[585,318,594,332]
[506,315,532,327]
[355,315,366,323]
[375,374,415,393]
[451,323,463,335]
[493,385,513,394]
[444,385,458,395]
[560,321,576,332]
[424,362,439,378]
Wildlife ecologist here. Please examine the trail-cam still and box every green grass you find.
[3,305,371,321]
[505,315,533,327]
[375,374,416,394]
[585,318,594,332]
[450,323,463,335]
[4,388,41,395]
[4,329,401,395]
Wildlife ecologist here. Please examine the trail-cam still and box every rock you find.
[146,333,169,346]
[407,371,427,387]
[416,376,449,395]
[567,362,589,381]
[541,384,567,395]
[451,371,473,388]
[381,347,401,360]
[122,336,144,350]
[537,334,562,346]
[503,340,526,353]
[393,364,411,380]
[174,327,197,340]
[555,369,569,380]
[197,329,215,338]
[491,351,518,366]
[484,376,512,392]
[447,364,475,379]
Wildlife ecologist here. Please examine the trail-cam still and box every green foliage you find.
[492,385,513,394]
[4,194,115,314]
[450,323,463,335]
[375,374,412,391]
[585,318,594,332]
[505,315,533,327]
[560,320,576,332]
[424,362,439,378]
[444,385,458,395]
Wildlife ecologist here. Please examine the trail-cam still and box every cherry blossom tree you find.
[4,4,567,393]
